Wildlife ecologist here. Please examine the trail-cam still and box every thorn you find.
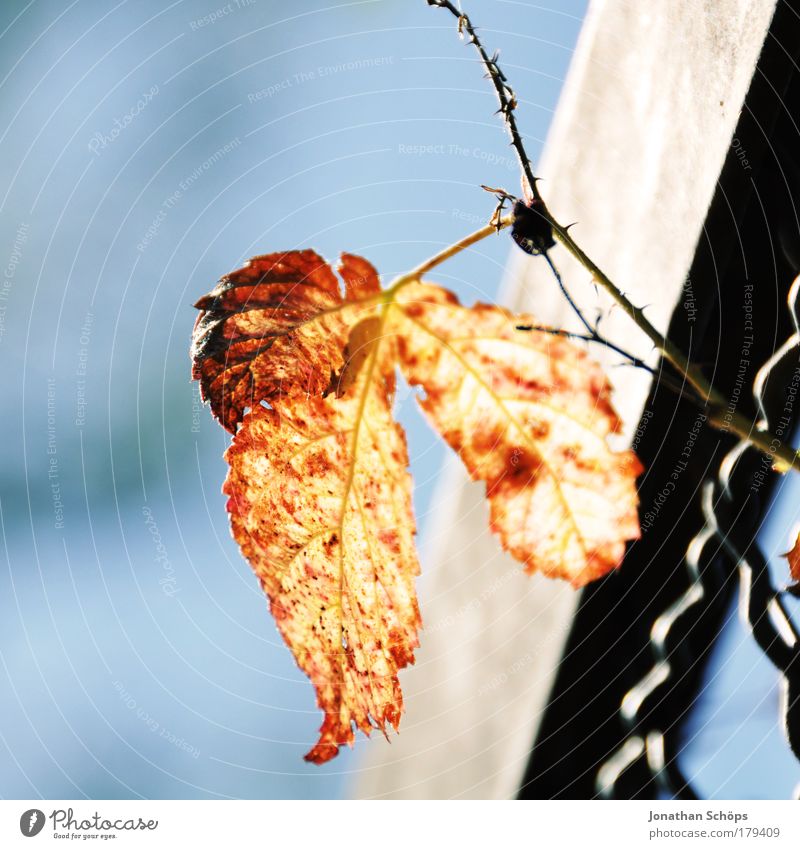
[480,184,515,203]
[564,221,578,232]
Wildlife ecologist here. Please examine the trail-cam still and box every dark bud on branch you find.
[511,198,555,255]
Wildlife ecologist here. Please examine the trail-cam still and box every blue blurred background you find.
[0,0,587,798]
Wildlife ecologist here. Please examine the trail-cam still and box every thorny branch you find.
[426,0,540,201]
[426,0,800,475]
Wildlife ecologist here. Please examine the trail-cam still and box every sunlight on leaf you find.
[193,250,643,763]
[223,307,420,764]
[389,282,642,587]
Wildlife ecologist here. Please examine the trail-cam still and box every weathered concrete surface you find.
[354,0,777,799]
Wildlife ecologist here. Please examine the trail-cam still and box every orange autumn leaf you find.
[192,249,642,763]
[192,250,381,432]
[387,282,642,587]
[784,533,800,584]
[223,309,420,764]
